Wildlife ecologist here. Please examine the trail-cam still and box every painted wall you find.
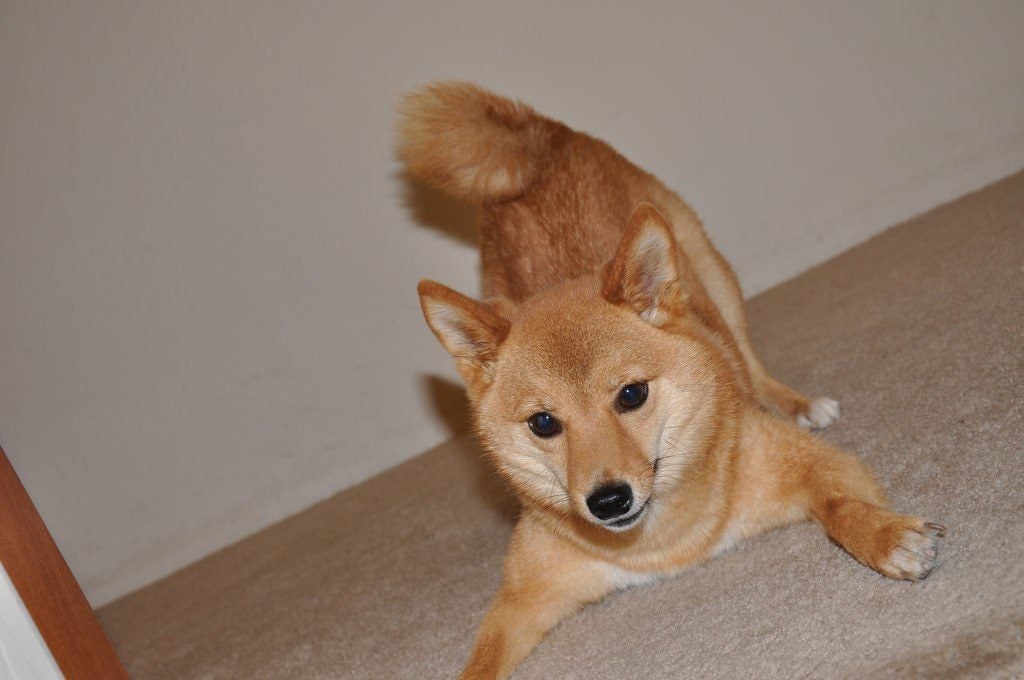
[1,1,1022,605]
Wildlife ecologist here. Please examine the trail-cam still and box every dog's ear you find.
[601,203,686,326]
[417,280,512,390]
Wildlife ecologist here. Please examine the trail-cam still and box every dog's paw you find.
[796,397,840,429]
[878,521,946,581]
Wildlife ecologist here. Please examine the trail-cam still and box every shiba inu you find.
[397,82,945,679]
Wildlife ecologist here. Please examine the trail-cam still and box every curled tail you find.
[397,81,556,203]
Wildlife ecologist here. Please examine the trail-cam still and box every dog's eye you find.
[617,382,648,411]
[527,411,561,438]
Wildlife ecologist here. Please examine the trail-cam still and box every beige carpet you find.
[99,171,1024,679]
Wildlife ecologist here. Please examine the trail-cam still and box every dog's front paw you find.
[878,521,946,581]
[796,397,840,429]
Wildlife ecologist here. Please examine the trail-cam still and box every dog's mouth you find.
[601,499,650,532]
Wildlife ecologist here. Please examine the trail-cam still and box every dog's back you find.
[398,82,709,300]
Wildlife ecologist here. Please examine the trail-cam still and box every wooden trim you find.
[0,445,128,679]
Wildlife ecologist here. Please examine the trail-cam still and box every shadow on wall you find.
[419,374,473,436]
[401,171,479,438]
[399,171,478,247]
[419,374,517,523]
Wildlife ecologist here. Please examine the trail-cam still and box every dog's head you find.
[418,204,734,533]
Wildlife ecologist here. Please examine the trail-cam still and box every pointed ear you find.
[601,203,686,326]
[417,279,512,388]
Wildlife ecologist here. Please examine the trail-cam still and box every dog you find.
[397,82,945,679]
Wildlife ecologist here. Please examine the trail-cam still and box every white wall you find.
[1,1,1021,606]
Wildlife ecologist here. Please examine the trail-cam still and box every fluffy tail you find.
[396,81,555,203]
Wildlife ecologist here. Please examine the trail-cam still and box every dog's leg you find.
[670,216,839,429]
[461,518,616,680]
[754,372,840,429]
[795,427,942,580]
[739,411,944,581]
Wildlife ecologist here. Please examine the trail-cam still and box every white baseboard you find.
[0,563,62,680]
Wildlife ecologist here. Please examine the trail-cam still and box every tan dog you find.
[398,82,944,679]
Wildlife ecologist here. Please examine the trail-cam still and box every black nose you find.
[586,482,633,520]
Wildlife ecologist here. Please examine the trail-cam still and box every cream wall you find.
[1,1,1022,605]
